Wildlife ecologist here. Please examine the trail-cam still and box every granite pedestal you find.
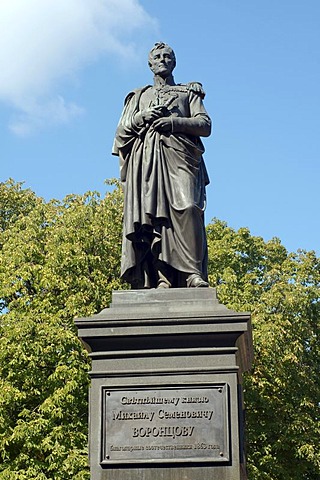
[75,288,253,480]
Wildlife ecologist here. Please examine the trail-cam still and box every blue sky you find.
[1,0,319,255]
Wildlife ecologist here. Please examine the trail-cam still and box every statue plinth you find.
[75,288,253,480]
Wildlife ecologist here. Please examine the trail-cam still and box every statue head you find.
[148,42,176,77]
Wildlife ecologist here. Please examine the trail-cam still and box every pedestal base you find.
[76,288,253,480]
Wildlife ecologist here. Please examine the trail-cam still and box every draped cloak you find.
[112,83,211,288]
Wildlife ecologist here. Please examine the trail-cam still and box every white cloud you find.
[0,0,157,135]
[8,96,85,137]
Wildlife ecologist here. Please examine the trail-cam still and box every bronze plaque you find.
[101,385,229,464]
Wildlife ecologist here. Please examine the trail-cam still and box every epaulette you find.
[186,82,206,99]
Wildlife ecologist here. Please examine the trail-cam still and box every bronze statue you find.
[113,42,211,289]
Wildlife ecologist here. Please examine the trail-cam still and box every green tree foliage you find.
[207,220,320,480]
[0,181,319,479]
[0,180,125,479]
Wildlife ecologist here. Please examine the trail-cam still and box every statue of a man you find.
[113,42,211,289]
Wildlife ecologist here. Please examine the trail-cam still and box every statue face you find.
[149,46,175,77]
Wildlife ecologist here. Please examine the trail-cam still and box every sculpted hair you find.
[148,42,176,69]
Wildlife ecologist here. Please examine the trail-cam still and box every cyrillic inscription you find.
[102,386,229,464]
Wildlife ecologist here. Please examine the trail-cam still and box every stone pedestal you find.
[75,288,253,480]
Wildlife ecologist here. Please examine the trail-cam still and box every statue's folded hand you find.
[152,117,172,132]
[141,106,165,124]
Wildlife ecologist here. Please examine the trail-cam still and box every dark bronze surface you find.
[113,43,211,289]
[101,386,229,464]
